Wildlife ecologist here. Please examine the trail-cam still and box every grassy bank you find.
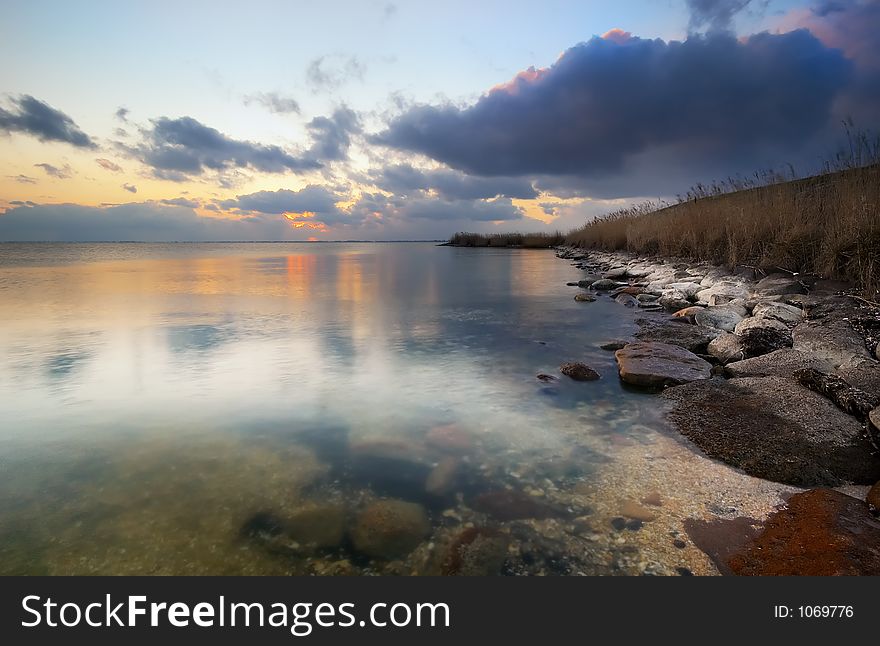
[448,231,565,248]
[566,163,880,296]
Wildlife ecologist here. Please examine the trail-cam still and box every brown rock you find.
[441,527,509,576]
[641,492,663,507]
[867,481,880,510]
[471,489,557,521]
[615,342,712,389]
[350,500,431,560]
[560,362,600,381]
[574,292,596,302]
[286,504,347,553]
[728,489,880,575]
[426,424,474,454]
[620,500,657,522]
[425,457,460,496]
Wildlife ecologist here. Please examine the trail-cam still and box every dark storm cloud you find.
[686,0,754,33]
[374,164,537,199]
[373,29,853,180]
[0,95,95,148]
[305,107,361,161]
[34,162,73,179]
[220,185,341,214]
[131,116,322,178]
[243,92,301,114]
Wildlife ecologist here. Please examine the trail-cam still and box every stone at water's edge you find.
[560,362,600,381]
[694,307,744,332]
[752,301,804,324]
[574,292,596,302]
[590,278,620,291]
[634,320,719,353]
[614,342,712,388]
[662,376,880,486]
[727,489,880,575]
[350,500,431,560]
[725,348,829,379]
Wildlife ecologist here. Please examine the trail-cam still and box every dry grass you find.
[449,231,565,248]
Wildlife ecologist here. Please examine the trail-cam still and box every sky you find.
[0,0,878,241]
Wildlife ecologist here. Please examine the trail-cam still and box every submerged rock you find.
[471,489,558,521]
[350,500,431,560]
[425,457,461,496]
[663,376,880,486]
[574,292,596,302]
[615,342,712,389]
[728,489,880,575]
[620,500,657,522]
[536,373,558,383]
[560,362,600,381]
[286,504,348,553]
[442,527,509,576]
[425,424,475,454]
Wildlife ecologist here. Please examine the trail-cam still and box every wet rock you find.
[636,293,659,303]
[635,321,719,353]
[728,489,880,575]
[590,279,620,291]
[566,282,579,287]
[471,489,558,521]
[286,504,347,553]
[615,342,712,389]
[752,301,804,324]
[734,316,792,357]
[536,373,558,383]
[620,500,657,522]
[614,293,639,308]
[240,511,285,539]
[684,516,762,575]
[672,306,705,320]
[599,341,627,351]
[614,286,644,296]
[441,527,509,576]
[658,291,691,311]
[676,567,694,576]
[349,439,433,499]
[754,274,807,297]
[425,457,461,496]
[707,331,745,364]
[625,519,643,531]
[577,279,594,288]
[560,362,600,381]
[663,377,880,486]
[610,517,627,531]
[673,539,687,549]
[694,307,744,332]
[574,293,596,302]
[426,424,475,454]
[350,500,431,560]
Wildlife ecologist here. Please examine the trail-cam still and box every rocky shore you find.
[558,246,880,574]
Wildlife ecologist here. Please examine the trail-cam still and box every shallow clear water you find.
[0,242,716,575]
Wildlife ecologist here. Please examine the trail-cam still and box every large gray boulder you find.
[734,316,793,357]
[635,320,720,353]
[663,376,880,486]
[752,301,804,324]
[615,342,712,389]
[707,331,745,364]
[694,307,744,332]
[754,274,807,296]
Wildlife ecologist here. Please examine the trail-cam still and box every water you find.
[0,242,764,575]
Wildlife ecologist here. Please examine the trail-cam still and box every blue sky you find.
[0,0,876,240]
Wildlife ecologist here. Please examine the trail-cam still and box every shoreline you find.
[555,245,880,574]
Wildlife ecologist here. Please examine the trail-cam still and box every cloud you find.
[305,106,361,161]
[243,92,301,114]
[95,158,123,172]
[373,164,537,199]
[34,162,73,179]
[0,95,95,148]
[306,55,366,91]
[374,29,854,185]
[115,107,130,122]
[122,183,138,193]
[686,0,754,33]
[129,116,322,179]
[160,197,200,208]
[383,3,398,20]
[9,174,37,184]
[221,185,341,215]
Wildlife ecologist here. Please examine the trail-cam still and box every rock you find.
[614,293,639,308]
[658,291,691,311]
[426,424,474,454]
[754,274,807,296]
[560,362,600,381]
[350,500,431,560]
[663,376,880,486]
[728,489,880,575]
[615,342,712,389]
[636,293,658,303]
[286,504,347,553]
[349,439,433,498]
[610,517,627,531]
[752,301,804,324]
[574,293,596,302]
[614,286,644,296]
[725,348,828,378]
[590,279,620,291]
[471,489,558,521]
[442,527,508,576]
[641,492,663,507]
[240,511,285,539]
[734,316,793,357]
[673,539,687,549]
[620,500,657,522]
[599,340,627,351]
[565,282,578,286]
[792,320,871,368]
[667,282,703,299]
[694,307,744,332]
[871,406,880,433]
[673,306,705,319]
[536,373,558,383]
[794,368,879,419]
[604,267,628,279]
[425,457,461,496]
[634,321,719,353]
[696,281,750,304]
[577,279,593,288]
[868,481,880,510]
[707,331,745,364]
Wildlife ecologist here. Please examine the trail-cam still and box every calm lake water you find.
[0,242,733,575]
